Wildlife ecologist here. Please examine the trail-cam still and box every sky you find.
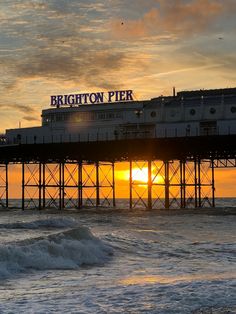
[1,0,236,198]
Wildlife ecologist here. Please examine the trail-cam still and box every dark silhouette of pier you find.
[0,133,235,210]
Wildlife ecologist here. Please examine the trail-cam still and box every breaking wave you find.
[0,226,113,279]
[0,217,78,229]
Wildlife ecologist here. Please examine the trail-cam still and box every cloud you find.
[0,103,36,115]
[3,49,129,91]
[110,0,236,40]
[1,0,236,120]
[22,115,40,122]
[0,0,135,91]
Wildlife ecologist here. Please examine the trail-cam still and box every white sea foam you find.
[0,217,78,229]
[0,226,113,278]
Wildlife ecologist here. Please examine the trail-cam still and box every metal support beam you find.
[0,163,9,208]
[96,162,100,207]
[78,162,82,209]
[211,160,215,207]
[6,157,218,211]
[147,159,152,209]
[42,163,46,208]
[39,163,42,210]
[61,163,65,209]
[194,160,198,208]
[180,160,186,208]
[5,163,8,208]
[112,162,116,207]
[164,161,170,209]
[22,163,25,210]
[129,161,132,209]
[198,159,201,207]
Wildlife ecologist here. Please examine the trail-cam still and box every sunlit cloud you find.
[110,0,236,40]
[0,0,236,132]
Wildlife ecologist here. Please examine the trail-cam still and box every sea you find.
[0,199,235,314]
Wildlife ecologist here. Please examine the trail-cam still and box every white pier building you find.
[5,88,236,145]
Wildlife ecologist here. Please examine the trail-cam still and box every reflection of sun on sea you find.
[119,273,236,286]
[116,167,164,185]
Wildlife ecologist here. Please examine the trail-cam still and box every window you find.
[150,111,156,117]
[97,113,106,119]
[190,109,196,115]
[116,112,123,119]
[107,113,115,119]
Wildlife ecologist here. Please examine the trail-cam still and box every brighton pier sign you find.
[50,90,134,107]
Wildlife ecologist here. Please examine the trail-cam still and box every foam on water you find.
[0,226,113,279]
[0,205,235,313]
[0,217,78,229]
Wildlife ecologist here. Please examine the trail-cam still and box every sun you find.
[116,167,164,184]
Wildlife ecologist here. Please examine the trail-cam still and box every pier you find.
[1,87,236,210]
[0,135,235,210]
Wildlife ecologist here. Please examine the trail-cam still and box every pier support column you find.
[211,160,215,208]
[112,162,116,208]
[0,163,8,208]
[194,160,198,208]
[180,160,186,208]
[42,163,46,208]
[147,160,152,210]
[198,159,202,207]
[59,163,62,210]
[39,163,42,210]
[22,163,25,210]
[164,161,170,209]
[96,162,100,207]
[129,161,132,209]
[5,163,8,208]
[78,162,83,209]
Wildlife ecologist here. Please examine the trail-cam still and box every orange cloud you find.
[110,0,234,40]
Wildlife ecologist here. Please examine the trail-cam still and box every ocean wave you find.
[0,226,113,279]
[0,217,78,229]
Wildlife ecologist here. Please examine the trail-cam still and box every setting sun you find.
[116,166,164,185]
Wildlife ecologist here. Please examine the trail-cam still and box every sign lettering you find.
[50,90,133,107]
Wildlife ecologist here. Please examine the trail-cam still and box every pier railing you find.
[2,123,236,145]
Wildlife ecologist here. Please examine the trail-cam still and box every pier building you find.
[0,87,236,210]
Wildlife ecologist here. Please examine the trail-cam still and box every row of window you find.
[149,106,236,118]
[43,106,236,124]
[189,106,236,116]
[43,111,124,124]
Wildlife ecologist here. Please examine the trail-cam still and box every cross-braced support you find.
[82,162,115,208]
[129,159,215,210]
[62,162,79,209]
[129,160,149,209]
[21,162,62,210]
[21,161,116,210]
[197,159,215,207]
[42,163,61,209]
[20,158,214,211]
[0,163,8,208]
[22,162,41,210]
[179,159,215,208]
